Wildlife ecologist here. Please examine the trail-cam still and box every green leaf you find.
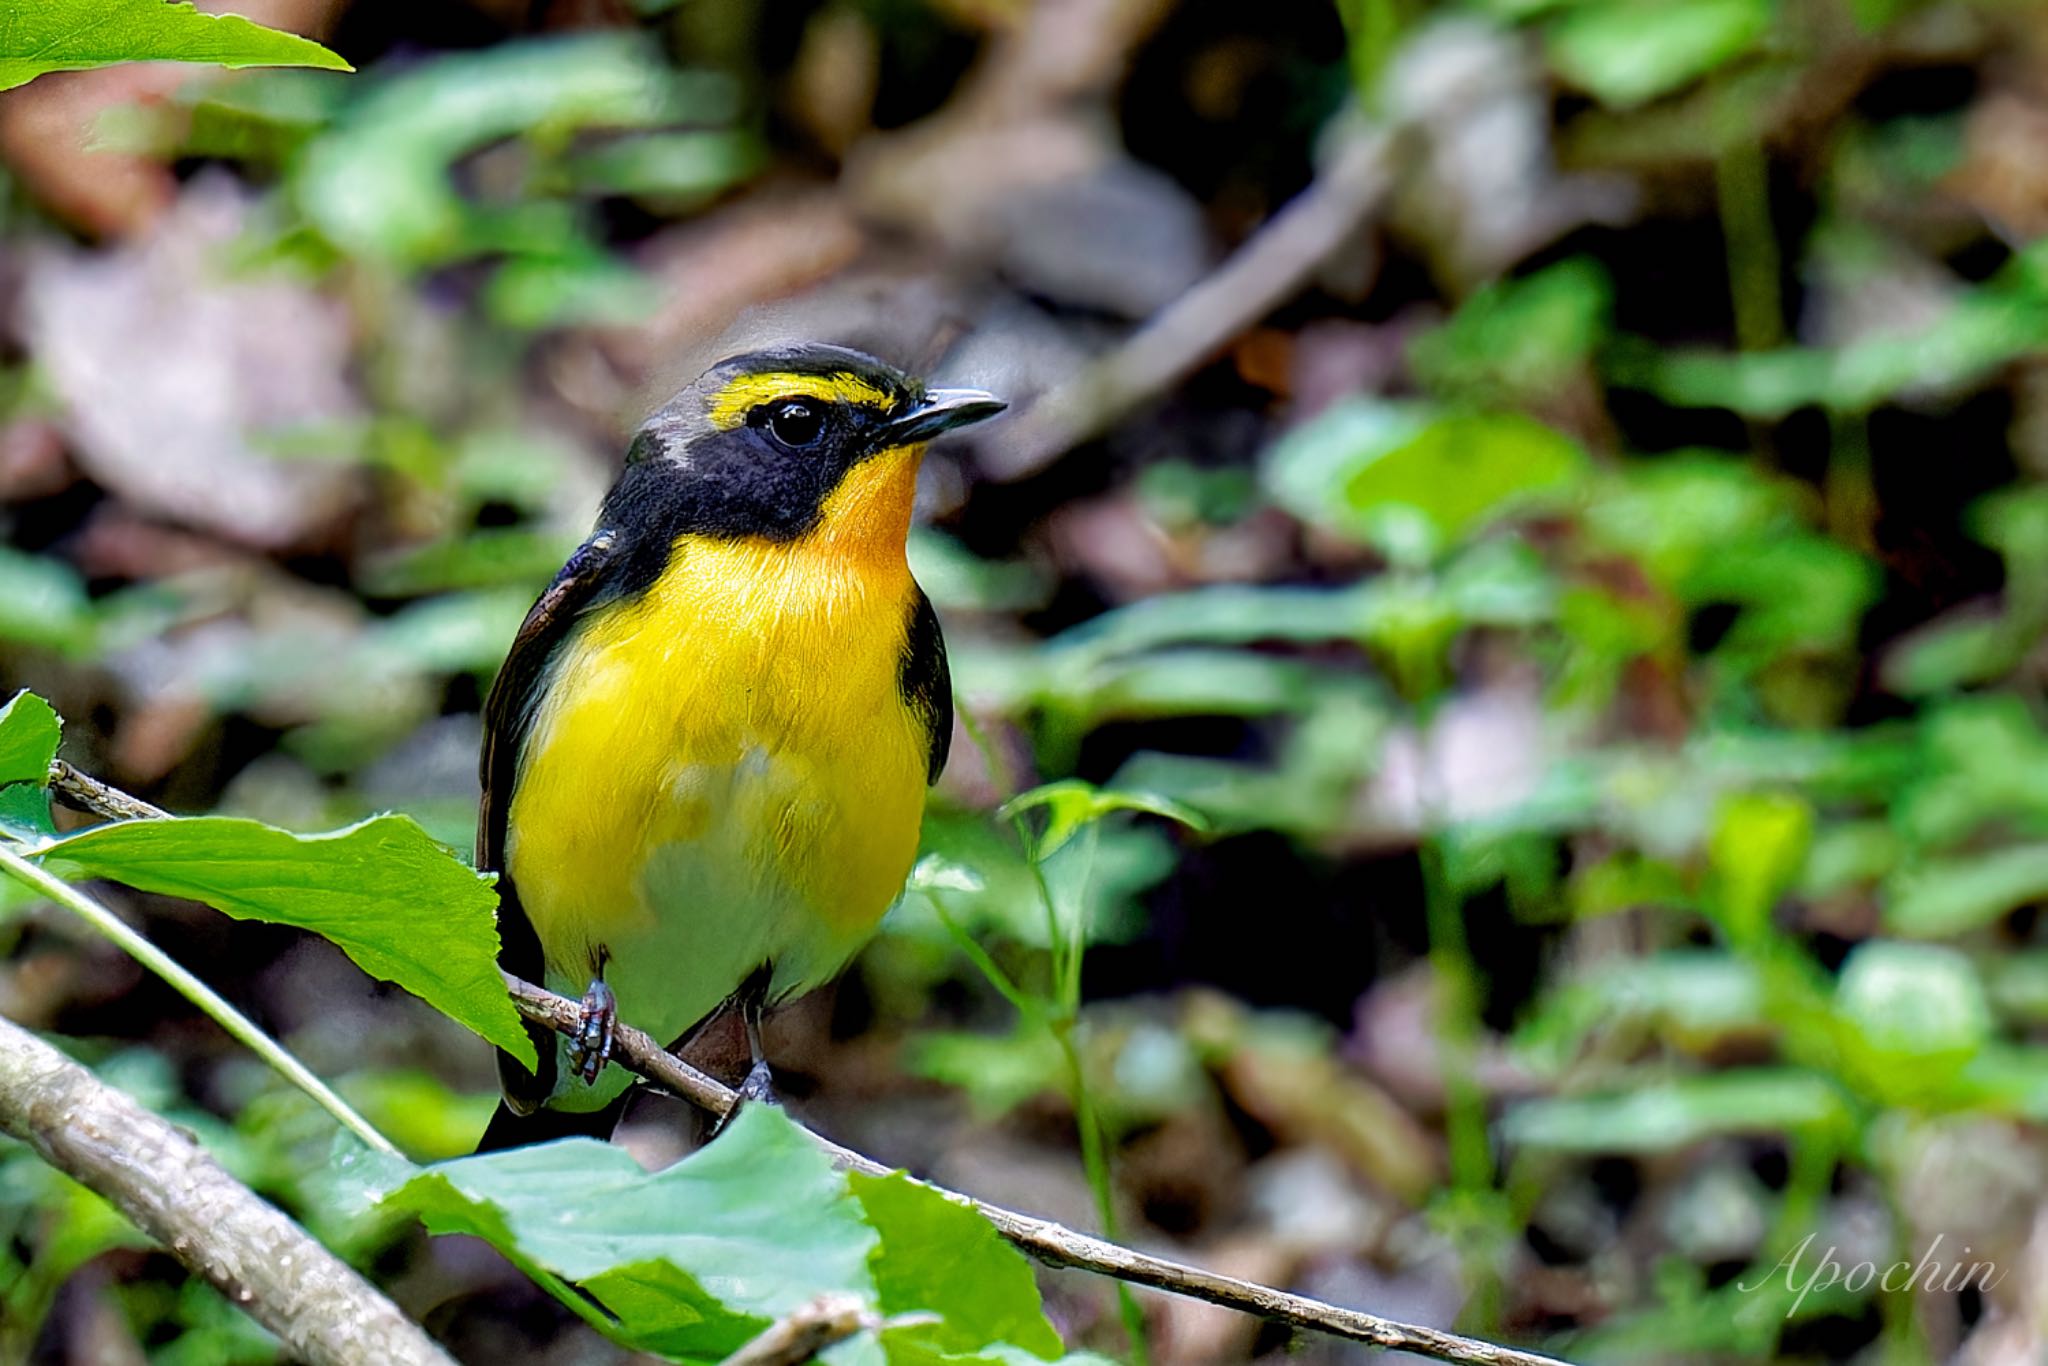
[563,129,762,200]
[1265,402,1586,560]
[998,780,1206,860]
[0,691,60,786]
[37,814,532,1068]
[292,33,731,268]
[1515,952,1766,1073]
[369,1107,1089,1364]
[1835,942,1990,1059]
[0,782,57,845]
[1832,942,1990,1105]
[1885,845,2048,937]
[852,1172,1063,1360]
[1616,285,2048,417]
[907,1025,1069,1118]
[1706,792,1812,946]
[890,808,1171,952]
[1545,0,1770,109]
[1502,1069,1852,1154]
[377,1106,874,1359]
[1410,258,1612,406]
[0,547,98,657]
[0,0,350,93]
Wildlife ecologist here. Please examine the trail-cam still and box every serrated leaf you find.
[0,691,60,786]
[36,813,532,1068]
[0,0,351,93]
[378,1106,876,1360]
[852,1172,1063,1360]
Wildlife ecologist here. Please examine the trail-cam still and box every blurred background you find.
[5,0,2048,1361]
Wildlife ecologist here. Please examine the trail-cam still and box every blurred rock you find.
[1357,684,1550,839]
[1383,18,1634,288]
[358,713,485,809]
[601,186,866,409]
[21,177,364,550]
[1245,1148,1394,1256]
[1654,1154,1769,1264]
[1152,1233,1293,1362]
[981,161,1213,318]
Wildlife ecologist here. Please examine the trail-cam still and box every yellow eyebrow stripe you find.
[706,371,896,430]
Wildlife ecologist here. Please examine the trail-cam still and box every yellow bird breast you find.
[503,459,933,1098]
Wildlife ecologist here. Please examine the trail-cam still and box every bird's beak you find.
[878,388,1007,447]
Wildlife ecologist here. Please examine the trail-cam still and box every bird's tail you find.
[474,1095,630,1153]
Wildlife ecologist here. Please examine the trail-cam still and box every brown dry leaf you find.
[599,187,867,391]
[22,177,364,550]
[0,418,72,501]
[0,68,181,239]
[788,6,881,157]
[1150,1234,1294,1362]
[1184,992,1442,1205]
[1947,89,2048,240]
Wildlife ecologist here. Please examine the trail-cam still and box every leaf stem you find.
[1023,818,1149,1364]
[0,840,399,1156]
[928,893,1041,1022]
[1059,1021,1150,1365]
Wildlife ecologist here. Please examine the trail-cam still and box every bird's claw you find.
[569,979,617,1086]
[712,1059,780,1137]
[738,1057,779,1107]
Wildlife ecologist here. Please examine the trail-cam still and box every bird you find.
[473,343,1004,1151]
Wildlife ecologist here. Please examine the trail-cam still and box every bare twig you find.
[987,121,1399,479]
[49,759,168,823]
[716,1292,876,1366]
[503,975,1570,1366]
[0,1014,455,1366]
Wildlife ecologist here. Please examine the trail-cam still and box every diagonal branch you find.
[503,975,1572,1366]
[0,1013,455,1366]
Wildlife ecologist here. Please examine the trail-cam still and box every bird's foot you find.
[568,979,617,1085]
[712,1059,780,1137]
[739,1057,779,1107]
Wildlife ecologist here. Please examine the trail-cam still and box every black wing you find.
[479,528,616,1113]
[900,586,952,784]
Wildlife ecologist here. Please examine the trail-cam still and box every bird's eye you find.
[764,400,824,449]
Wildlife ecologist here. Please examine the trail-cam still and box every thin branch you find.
[50,759,169,823]
[0,1014,456,1366]
[502,975,1573,1366]
[986,121,1399,479]
[0,841,399,1155]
